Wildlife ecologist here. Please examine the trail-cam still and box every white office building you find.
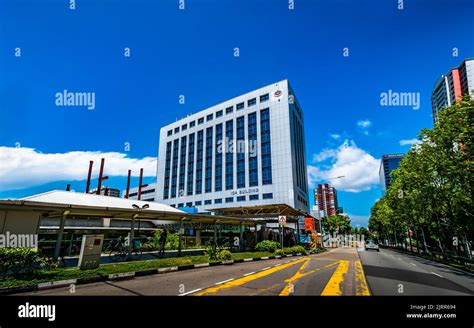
[156,79,309,213]
[126,183,157,202]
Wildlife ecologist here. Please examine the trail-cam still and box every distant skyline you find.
[1,0,473,227]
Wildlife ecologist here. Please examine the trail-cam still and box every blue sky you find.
[1,0,473,227]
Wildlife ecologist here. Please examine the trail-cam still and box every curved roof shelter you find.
[1,190,256,259]
[0,190,256,237]
[22,190,184,214]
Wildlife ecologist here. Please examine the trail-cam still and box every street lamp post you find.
[130,204,149,259]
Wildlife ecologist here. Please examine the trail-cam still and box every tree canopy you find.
[368,96,473,256]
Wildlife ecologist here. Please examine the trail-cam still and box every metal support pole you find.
[138,168,144,200]
[54,211,69,261]
[97,158,105,194]
[280,225,284,249]
[214,221,217,247]
[85,160,93,193]
[178,218,183,257]
[296,219,301,245]
[196,228,201,246]
[239,223,243,252]
[255,224,258,245]
[125,169,131,199]
[128,214,137,259]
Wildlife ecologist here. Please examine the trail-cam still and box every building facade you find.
[313,184,338,218]
[431,58,474,123]
[89,186,121,197]
[379,154,404,193]
[126,183,157,202]
[156,80,309,213]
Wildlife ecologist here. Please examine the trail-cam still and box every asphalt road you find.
[17,247,474,296]
[359,247,474,295]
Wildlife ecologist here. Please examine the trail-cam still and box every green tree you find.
[323,214,352,234]
[369,96,473,257]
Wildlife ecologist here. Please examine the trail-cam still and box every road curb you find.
[0,251,325,294]
[76,275,107,285]
[0,284,36,295]
[37,279,77,290]
[108,272,135,281]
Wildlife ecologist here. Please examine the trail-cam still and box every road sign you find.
[304,218,315,231]
[278,215,287,226]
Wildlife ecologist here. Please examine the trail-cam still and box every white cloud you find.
[330,134,341,140]
[357,120,372,128]
[307,140,380,192]
[0,147,157,191]
[357,120,372,135]
[312,148,337,163]
[399,138,421,146]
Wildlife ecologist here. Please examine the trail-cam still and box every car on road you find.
[365,240,379,252]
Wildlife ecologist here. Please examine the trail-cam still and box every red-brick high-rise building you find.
[314,184,338,218]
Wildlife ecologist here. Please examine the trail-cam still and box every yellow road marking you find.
[279,259,340,296]
[354,260,370,296]
[320,260,349,296]
[250,282,284,296]
[194,257,309,296]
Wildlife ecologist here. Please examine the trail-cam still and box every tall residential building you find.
[314,184,338,218]
[379,154,404,193]
[156,79,309,212]
[431,58,474,123]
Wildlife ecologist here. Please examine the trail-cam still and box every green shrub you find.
[282,246,306,255]
[219,250,232,261]
[205,245,221,261]
[292,246,307,254]
[153,230,180,250]
[255,240,281,253]
[140,242,157,252]
[274,249,285,256]
[0,247,44,277]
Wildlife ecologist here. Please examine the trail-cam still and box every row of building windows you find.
[166,93,270,137]
[163,108,273,200]
[296,194,308,207]
[169,193,273,208]
[128,188,156,197]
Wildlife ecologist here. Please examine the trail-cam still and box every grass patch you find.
[231,252,272,260]
[0,251,274,290]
